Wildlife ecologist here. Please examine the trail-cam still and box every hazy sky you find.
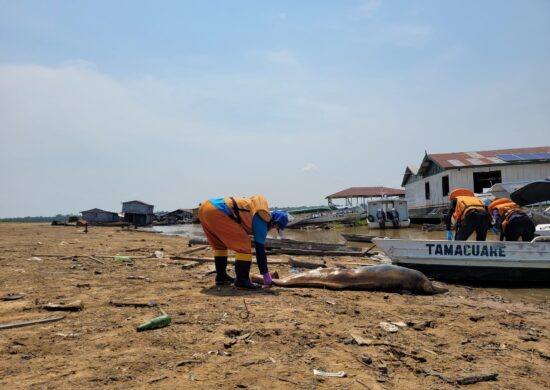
[1,1,549,217]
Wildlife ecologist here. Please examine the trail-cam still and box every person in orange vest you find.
[488,198,536,241]
[444,188,490,241]
[198,195,288,289]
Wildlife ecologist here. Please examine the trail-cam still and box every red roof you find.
[427,146,550,169]
[326,187,405,199]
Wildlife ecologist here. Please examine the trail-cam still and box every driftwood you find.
[456,372,498,385]
[188,237,362,253]
[0,316,65,330]
[31,253,150,259]
[88,256,105,264]
[127,276,149,281]
[268,248,365,257]
[265,238,361,252]
[109,300,158,307]
[188,238,209,246]
[43,300,83,312]
[288,258,326,269]
[180,245,208,255]
[170,256,290,265]
[1,293,26,301]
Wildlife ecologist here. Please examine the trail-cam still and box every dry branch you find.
[0,316,65,330]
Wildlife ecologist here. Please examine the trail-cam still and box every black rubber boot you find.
[234,260,260,290]
[214,256,235,286]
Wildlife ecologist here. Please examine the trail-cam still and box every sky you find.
[1,1,549,217]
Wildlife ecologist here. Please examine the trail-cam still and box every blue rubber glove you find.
[445,230,453,241]
[491,227,499,235]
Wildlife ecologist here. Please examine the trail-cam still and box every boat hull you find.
[341,234,377,243]
[368,220,411,229]
[373,238,550,285]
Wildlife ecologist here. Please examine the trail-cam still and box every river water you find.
[150,224,550,301]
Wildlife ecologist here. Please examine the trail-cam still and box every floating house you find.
[326,187,405,207]
[121,200,155,226]
[158,208,196,224]
[80,208,119,224]
[402,146,550,221]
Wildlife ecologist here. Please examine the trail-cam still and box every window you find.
[473,171,502,193]
[425,182,430,200]
[442,175,449,197]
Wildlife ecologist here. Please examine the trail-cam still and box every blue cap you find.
[270,210,289,230]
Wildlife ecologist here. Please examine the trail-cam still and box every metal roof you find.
[80,208,117,214]
[422,146,550,173]
[121,200,154,207]
[326,187,405,199]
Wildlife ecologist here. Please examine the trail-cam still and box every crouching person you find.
[488,198,536,241]
[198,195,288,289]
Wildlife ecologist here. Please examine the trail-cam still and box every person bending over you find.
[444,188,490,241]
[198,195,288,289]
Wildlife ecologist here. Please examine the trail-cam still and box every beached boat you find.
[372,237,550,285]
[509,178,550,227]
[536,224,550,237]
[341,233,378,243]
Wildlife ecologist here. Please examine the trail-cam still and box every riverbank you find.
[0,223,548,389]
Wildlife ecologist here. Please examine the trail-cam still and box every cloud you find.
[265,50,300,66]
[301,163,319,173]
[386,24,431,47]
[356,0,382,18]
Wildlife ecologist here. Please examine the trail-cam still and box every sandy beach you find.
[0,223,548,389]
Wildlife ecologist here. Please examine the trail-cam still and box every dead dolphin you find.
[252,264,447,294]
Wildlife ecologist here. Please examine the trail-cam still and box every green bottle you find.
[114,255,133,263]
[136,314,172,332]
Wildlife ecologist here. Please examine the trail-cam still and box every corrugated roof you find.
[80,208,117,214]
[326,187,405,199]
[122,200,154,207]
[427,146,550,169]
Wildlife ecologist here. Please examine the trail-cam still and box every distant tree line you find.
[0,214,77,223]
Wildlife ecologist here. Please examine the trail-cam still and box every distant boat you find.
[287,206,366,228]
[341,233,377,243]
[365,198,410,229]
[373,237,550,285]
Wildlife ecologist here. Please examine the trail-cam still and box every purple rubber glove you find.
[262,272,273,286]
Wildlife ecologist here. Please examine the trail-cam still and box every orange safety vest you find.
[487,198,513,216]
[452,196,485,224]
[492,201,521,232]
[223,195,271,234]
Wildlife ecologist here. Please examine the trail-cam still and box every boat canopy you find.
[510,178,550,206]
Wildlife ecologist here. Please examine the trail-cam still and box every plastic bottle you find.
[114,255,133,263]
[136,314,172,332]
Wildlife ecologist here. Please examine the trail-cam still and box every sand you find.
[0,223,548,389]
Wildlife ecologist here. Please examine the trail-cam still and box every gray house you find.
[80,208,119,224]
[402,146,550,221]
[121,200,155,226]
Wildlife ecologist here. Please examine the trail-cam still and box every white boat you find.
[536,224,550,237]
[287,206,367,228]
[373,237,550,285]
[366,198,410,229]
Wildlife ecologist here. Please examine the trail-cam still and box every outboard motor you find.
[389,208,400,228]
[376,208,386,229]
